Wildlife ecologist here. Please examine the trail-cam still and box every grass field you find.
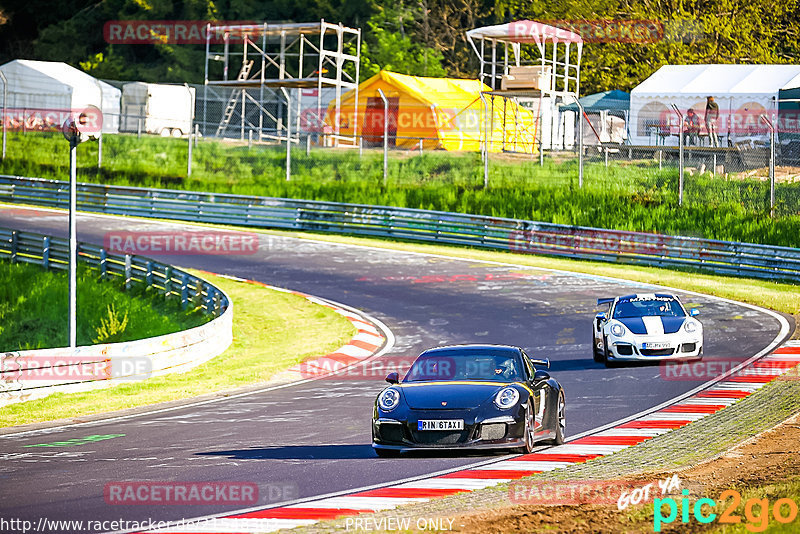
[1,270,357,427]
[2,131,799,247]
[0,260,208,350]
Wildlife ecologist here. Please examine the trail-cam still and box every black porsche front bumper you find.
[372,414,526,450]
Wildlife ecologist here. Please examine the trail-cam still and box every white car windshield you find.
[613,298,685,318]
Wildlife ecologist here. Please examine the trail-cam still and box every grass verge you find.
[0,260,208,350]
[0,270,357,428]
[2,131,800,246]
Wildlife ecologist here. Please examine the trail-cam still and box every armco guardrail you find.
[0,227,232,406]
[1,174,799,283]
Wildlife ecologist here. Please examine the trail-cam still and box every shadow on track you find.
[197,444,510,460]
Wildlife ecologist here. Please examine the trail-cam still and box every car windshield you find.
[403,351,525,383]
[613,298,685,318]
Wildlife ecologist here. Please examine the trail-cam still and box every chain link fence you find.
[1,80,799,231]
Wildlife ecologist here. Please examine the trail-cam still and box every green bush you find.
[0,260,207,351]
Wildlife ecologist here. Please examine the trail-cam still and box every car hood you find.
[618,316,686,335]
[400,382,503,409]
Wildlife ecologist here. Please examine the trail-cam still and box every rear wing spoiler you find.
[597,297,615,306]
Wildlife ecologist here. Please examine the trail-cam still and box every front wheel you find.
[516,401,537,454]
[544,390,565,445]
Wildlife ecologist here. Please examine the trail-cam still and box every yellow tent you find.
[324,70,539,153]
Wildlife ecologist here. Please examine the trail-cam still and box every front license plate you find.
[417,419,464,431]
[643,342,671,350]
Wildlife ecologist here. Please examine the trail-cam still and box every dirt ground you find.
[453,411,800,533]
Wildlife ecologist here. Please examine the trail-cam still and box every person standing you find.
[705,96,720,147]
[684,108,701,146]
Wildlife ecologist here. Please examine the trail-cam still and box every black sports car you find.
[372,344,565,456]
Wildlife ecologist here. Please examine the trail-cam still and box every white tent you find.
[629,64,800,146]
[0,59,120,133]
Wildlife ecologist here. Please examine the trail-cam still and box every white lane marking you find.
[286,496,429,510]
[641,412,708,421]
[543,444,631,455]
[392,479,505,490]
[711,382,764,391]
[475,460,572,471]
[679,397,739,406]
[592,428,674,437]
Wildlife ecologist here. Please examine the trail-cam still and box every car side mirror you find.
[385,372,399,384]
[690,308,700,317]
[596,312,607,321]
[533,370,550,382]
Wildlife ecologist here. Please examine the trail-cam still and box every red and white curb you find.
[200,273,388,383]
[137,340,800,534]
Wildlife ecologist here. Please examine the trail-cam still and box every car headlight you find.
[378,388,401,411]
[610,323,626,337]
[684,321,697,333]
[494,387,520,409]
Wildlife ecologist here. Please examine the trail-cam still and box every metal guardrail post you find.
[145,261,153,286]
[760,114,776,217]
[671,104,685,206]
[164,266,172,296]
[100,248,107,278]
[42,236,50,269]
[377,88,388,186]
[181,273,188,310]
[124,254,132,290]
[10,230,17,263]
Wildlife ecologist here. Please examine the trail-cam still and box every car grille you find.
[616,344,634,356]
[378,424,405,443]
[641,348,675,356]
[480,423,507,441]
[681,343,697,353]
[410,430,469,445]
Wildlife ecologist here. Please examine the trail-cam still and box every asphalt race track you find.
[0,206,790,533]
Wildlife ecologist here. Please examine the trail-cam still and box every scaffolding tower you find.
[203,20,361,146]
[466,21,582,151]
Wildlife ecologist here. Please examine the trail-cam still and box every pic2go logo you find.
[654,489,799,532]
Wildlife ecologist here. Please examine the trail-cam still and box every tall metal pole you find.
[672,104,685,206]
[69,138,78,349]
[0,71,7,160]
[185,83,195,177]
[760,114,776,217]
[571,94,584,188]
[377,88,388,185]
[284,88,292,181]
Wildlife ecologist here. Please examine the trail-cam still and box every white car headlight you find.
[378,388,401,411]
[684,321,698,333]
[494,387,520,409]
[610,323,626,337]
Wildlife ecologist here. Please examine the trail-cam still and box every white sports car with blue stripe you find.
[592,293,703,365]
